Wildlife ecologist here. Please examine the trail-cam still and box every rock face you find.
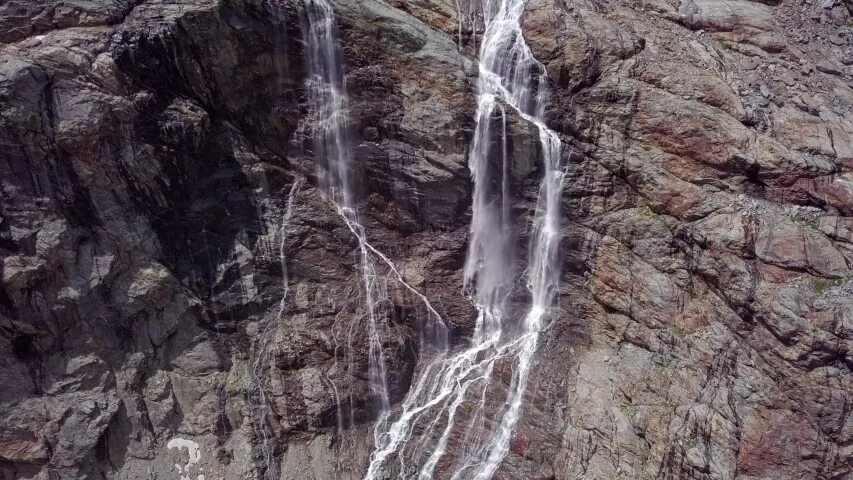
[0,0,850,478]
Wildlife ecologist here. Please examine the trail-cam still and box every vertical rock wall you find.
[0,0,850,479]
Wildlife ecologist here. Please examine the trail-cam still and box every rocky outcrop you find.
[0,0,850,479]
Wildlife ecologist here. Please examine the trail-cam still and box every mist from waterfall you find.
[364,0,565,478]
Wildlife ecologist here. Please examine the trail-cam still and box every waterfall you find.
[302,0,449,445]
[299,0,562,477]
[364,0,565,478]
[303,0,393,416]
[305,0,352,208]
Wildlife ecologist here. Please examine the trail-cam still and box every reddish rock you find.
[510,432,532,457]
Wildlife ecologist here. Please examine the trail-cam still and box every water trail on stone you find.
[304,0,395,417]
[302,0,448,440]
[364,0,565,478]
[249,179,301,480]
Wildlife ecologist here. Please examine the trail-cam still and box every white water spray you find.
[364,0,565,478]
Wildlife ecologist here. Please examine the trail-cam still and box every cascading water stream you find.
[297,0,561,477]
[301,0,448,443]
[248,179,301,480]
[364,0,566,478]
[304,0,392,417]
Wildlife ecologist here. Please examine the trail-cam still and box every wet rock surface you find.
[0,0,850,479]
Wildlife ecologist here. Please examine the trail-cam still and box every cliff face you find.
[0,0,851,479]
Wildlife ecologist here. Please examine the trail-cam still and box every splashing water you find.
[364,0,566,478]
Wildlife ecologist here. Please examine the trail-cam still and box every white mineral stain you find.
[167,438,203,480]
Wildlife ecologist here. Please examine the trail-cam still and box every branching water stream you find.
[364,0,566,478]
[300,0,564,478]
[302,0,449,449]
